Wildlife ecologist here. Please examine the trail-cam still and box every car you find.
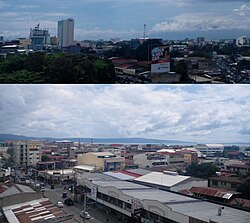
[62,192,67,198]
[64,198,74,206]
[80,211,91,219]
[56,201,64,208]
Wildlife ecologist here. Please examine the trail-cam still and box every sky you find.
[0,84,250,143]
[1,0,250,40]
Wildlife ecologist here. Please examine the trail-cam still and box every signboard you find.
[91,185,97,201]
[151,62,170,73]
[152,46,169,62]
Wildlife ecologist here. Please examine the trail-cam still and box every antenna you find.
[143,24,147,39]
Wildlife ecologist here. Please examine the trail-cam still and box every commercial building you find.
[77,152,125,172]
[29,24,50,51]
[58,18,74,48]
[76,172,250,223]
[195,144,224,156]
[13,141,42,168]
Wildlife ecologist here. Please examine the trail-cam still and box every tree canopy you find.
[186,162,218,179]
[0,53,116,83]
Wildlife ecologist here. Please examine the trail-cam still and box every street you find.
[44,187,120,223]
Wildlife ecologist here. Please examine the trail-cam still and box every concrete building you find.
[29,24,50,51]
[76,172,250,223]
[58,18,74,48]
[195,144,224,156]
[19,38,32,49]
[77,152,125,172]
[13,141,42,168]
[133,153,168,168]
[208,176,248,191]
[237,36,249,46]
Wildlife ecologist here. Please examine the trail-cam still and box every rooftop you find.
[134,171,190,188]
[190,187,241,199]
[0,184,35,198]
[3,198,77,223]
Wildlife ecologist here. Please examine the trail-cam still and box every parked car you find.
[80,211,91,219]
[64,198,74,206]
[62,192,67,198]
[56,201,64,208]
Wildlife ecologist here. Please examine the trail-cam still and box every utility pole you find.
[83,186,87,223]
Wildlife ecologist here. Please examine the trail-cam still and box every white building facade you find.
[57,18,74,48]
[13,141,42,167]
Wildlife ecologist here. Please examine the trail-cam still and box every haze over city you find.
[1,0,250,40]
[0,84,249,143]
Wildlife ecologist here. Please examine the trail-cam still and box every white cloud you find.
[0,85,249,143]
[152,8,250,33]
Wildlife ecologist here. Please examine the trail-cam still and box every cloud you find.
[0,85,249,143]
[152,6,250,33]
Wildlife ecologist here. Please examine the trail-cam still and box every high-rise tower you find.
[57,18,74,48]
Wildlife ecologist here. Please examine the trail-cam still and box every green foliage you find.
[173,60,188,81]
[186,162,218,179]
[41,155,50,162]
[237,179,250,199]
[0,53,116,83]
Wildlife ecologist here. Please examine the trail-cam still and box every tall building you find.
[57,18,74,48]
[13,141,42,168]
[237,36,249,46]
[29,24,50,51]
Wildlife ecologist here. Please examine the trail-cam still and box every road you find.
[45,187,120,223]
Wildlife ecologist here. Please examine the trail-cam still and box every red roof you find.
[190,187,241,199]
[230,198,250,208]
[117,170,142,178]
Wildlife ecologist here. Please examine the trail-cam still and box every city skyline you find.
[0,85,250,143]
[1,0,250,40]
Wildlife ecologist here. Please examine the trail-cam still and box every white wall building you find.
[195,144,224,156]
[57,18,74,48]
[237,36,249,46]
[13,141,42,167]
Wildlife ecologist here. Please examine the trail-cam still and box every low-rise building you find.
[195,144,224,156]
[76,172,250,223]
[208,176,248,191]
[77,152,125,172]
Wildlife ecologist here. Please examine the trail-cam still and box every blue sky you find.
[1,0,250,40]
[0,85,250,143]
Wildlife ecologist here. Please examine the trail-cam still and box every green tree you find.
[237,179,250,199]
[186,162,218,179]
[41,155,50,162]
[174,60,188,81]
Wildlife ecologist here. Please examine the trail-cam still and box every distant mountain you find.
[0,134,193,145]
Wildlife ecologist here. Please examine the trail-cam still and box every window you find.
[212,180,218,186]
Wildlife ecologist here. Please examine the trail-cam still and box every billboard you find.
[152,46,169,62]
[151,62,170,73]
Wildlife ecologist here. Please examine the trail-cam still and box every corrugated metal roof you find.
[190,187,240,199]
[127,168,152,176]
[134,172,190,187]
[103,171,136,180]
